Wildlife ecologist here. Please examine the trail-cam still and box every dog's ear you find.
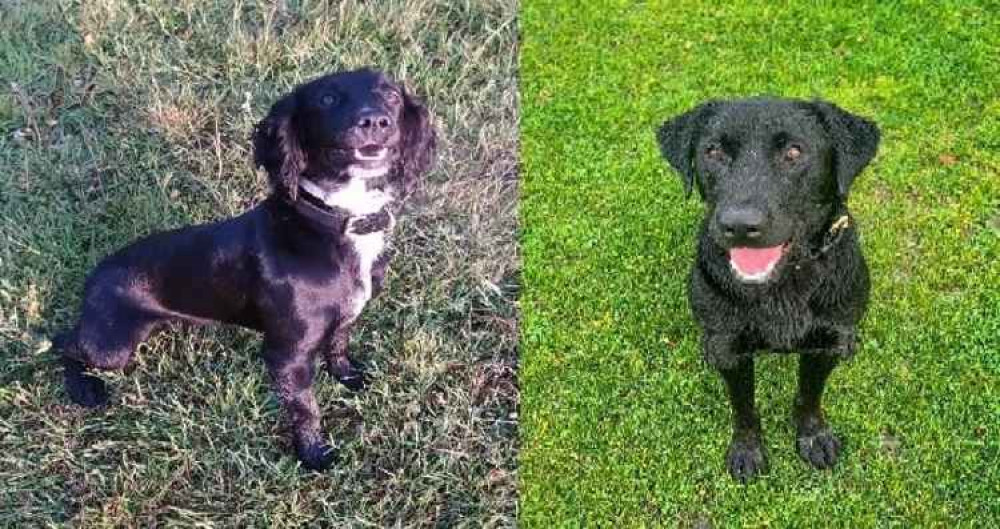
[253,93,304,201]
[398,87,437,198]
[809,101,880,197]
[657,101,718,199]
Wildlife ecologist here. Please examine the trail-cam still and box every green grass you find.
[520,0,999,525]
[0,1,517,526]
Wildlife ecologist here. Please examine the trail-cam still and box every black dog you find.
[56,68,435,470]
[658,98,879,482]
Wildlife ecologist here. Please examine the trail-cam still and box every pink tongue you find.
[729,246,784,275]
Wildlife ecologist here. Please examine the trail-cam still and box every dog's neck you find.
[294,170,396,235]
[298,172,393,217]
[803,203,852,260]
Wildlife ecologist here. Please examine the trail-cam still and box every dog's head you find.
[253,68,436,203]
[658,98,879,284]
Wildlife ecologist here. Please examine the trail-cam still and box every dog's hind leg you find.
[58,331,109,408]
[793,353,842,469]
[59,307,160,407]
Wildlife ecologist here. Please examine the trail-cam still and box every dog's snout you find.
[719,207,766,241]
[357,110,393,131]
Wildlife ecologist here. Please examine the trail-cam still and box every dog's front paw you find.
[796,427,841,469]
[328,357,370,392]
[726,437,768,483]
[64,361,109,408]
[295,438,337,471]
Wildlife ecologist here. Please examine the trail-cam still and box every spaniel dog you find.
[57,68,436,470]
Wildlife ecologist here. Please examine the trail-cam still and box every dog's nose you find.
[357,110,393,130]
[719,207,766,240]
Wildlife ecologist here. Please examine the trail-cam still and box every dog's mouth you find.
[729,244,788,283]
[319,143,395,162]
[355,145,389,162]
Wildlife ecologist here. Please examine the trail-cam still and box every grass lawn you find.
[1,1,517,526]
[521,0,999,525]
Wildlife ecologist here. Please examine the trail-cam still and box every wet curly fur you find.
[56,69,436,471]
[658,97,879,482]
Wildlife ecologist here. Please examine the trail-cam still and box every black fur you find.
[56,69,436,471]
[658,97,879,482]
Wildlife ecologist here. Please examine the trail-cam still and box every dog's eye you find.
[384,91,401,105]
[784,144,803,161]
[320,94,339,107]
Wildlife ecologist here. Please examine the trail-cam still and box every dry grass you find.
[0,1,518,526]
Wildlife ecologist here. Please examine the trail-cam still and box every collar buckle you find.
[807,214,851,260]
[829,215,850,234]
[347,209,394,235]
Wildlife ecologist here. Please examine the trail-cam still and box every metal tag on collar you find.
[829,215,850,234]
[348,209,393,235]
[806,214,852,260]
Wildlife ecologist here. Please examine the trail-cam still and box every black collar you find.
[805,207,852,260]
[299,186,341,214]
[295,186,394,235]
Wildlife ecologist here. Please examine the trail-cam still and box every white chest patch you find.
[299,173,396,320]
[345,225,388,318]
